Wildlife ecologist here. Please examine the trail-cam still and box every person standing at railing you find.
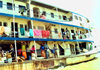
[40,13,46,19]
[44,43,49,59]
[53,44,57,58]
[9,44,15,60]
[40,44,46,58]
[31,45,36,60]
[21,41,27,59]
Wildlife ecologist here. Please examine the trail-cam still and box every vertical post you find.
[56,7,59,21]
[34,41,37,58]
[28,0,37,58]
[12,0,18,62]
[77,42,81,53]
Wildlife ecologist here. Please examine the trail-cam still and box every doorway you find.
[11,22,19,37]
[58,44,64,55]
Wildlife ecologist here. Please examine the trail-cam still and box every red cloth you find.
[18,49,22,56]
[31,46,35,53]
[40,15,46,19]
[33,29,42,36]
[41,30,50,38]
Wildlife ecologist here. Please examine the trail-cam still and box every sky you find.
[36,0,100,45]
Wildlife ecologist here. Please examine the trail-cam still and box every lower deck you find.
[0,52,97,70]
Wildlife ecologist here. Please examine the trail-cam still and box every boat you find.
[0,0,97,70]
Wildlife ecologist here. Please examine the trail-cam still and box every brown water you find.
[62,54,100,70]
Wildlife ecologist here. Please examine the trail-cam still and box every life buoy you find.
[0,26,4,35]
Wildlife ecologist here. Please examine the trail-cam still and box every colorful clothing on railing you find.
[33,29,42,36]
[41,30,50,38]
[29,29,33,37]
[20,28,25,36]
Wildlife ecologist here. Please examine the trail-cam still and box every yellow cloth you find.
[22,45,26,51]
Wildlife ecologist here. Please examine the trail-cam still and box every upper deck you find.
[0,0,93,42]
[0,0,91,29]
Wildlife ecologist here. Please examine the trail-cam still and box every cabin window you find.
[7,3,13,10]
[63,16,67,20]
[38,26,44,30]
[54,28,58,34]
[20,24,23,28]
[42,11,46,16]
[59,15,61,19]
[25,25,28,31]
[71,30,74,33]
[19,5,26,12]
[3,22,7,27]
[0,1,3,8]
[51,13,54,18]
[74,15,78,20]
[79,17,82,21]
[0,22,2,26]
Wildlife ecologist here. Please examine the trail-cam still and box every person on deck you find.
[53,44,57,58]
[40,44,46,58]
[44,43,49,59]
[40,13,46,19]
[31,45,36,60]
[21,42,27,59]
[9,44,15,60]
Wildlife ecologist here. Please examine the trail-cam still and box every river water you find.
[49,53,100,70]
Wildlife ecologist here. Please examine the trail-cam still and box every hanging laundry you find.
[33,29,42,36]
[20,28,25,36]
[29,29,33,37]
[41,30,50,38]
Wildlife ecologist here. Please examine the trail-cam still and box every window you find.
[79,17,82,21]
[54,28,58,34]
[25,25,28,31]
[0,1,2,8]
[38,26,44,30]
[42,11,46,16]
[0,22,2,26]
[19,5,26,12]
[71,30,74,33]
[51,13,54,18]
[3,22,7,27]
[63,16,67,20]
[7,3,13,10]
[74,15,78,20]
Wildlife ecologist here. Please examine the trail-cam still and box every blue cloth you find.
[29,29,33,37]
[40,46,45,50]
[20,28,25,36]
[51,49,55,54]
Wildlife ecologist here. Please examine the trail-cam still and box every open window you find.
[7,3,14,10]
[63,16,67,20]
[0,1,3,8]
[51,13,54,18]
[58,44,64,55]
